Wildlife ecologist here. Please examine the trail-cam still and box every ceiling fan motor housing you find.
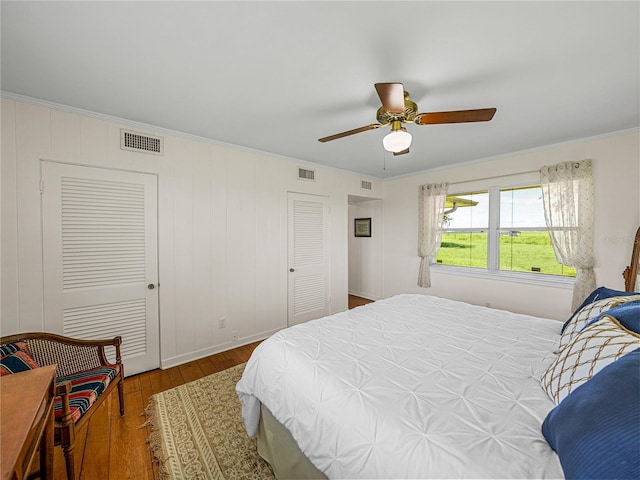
[376,91,418,124]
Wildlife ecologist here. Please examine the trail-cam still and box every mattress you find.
[236,294,565,479]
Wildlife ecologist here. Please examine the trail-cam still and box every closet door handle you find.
[148,283,156,290]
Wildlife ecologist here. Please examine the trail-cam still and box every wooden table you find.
[1,365,56,480]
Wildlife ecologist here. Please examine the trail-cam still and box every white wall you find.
[348,199,382,300]
[0,98,383,367]
[382,130,640,320]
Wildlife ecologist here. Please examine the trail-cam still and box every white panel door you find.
[41,161,159,376]
[287,192,330,327]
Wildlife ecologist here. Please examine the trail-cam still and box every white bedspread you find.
[236,294,564,479]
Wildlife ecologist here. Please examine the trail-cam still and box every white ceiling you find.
[2,1,638,179]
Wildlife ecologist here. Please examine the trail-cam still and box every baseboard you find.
[160,327,282,370]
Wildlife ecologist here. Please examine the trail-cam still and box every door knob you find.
[148,283,155,290]
[289,268,295,272]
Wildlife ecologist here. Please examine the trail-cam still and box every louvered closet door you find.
[41,161,159,376]
[287,192,331,327]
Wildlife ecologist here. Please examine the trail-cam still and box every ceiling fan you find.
[318,83,497,156]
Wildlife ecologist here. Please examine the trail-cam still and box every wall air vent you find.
[360,179,373,191]
[120,129,164,155]
[298,167,316,181]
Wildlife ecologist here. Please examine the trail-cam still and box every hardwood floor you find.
[54,296,373,479]
[48,342,260,480]
[349,294,374,309]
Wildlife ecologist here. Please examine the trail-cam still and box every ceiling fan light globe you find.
[383,130,412,153]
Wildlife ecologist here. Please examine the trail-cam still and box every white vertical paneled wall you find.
[0,98,383,368]
[1,100,18,333]
[381,130,640,321]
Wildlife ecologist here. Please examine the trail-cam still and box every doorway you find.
[348,196,382,301]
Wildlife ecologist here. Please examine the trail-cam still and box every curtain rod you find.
[447,168,539,186]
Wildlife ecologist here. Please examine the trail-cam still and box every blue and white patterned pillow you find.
[541,315,640,404]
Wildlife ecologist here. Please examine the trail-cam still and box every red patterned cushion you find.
[0,341,31,357]
[0,350,40,376]
[54,365,120,423]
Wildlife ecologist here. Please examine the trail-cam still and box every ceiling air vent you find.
[361,179,373,191]
[120,129,164,155]
[298,167,316,181]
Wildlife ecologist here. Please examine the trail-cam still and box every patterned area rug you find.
[145,363,275,480]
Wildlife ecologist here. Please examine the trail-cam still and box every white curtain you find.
[417,183,448,288]
[540,160,595,310]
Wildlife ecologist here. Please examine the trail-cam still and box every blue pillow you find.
[542,349,640,479]
[583,300,640,334]
[562,287,638,333]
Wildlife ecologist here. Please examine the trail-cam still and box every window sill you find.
[432,264,575,289]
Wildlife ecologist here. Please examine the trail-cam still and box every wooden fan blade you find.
[374,83,405,113]
[393,148,410,156]
[415,108,497,125]
[318,124,382,142]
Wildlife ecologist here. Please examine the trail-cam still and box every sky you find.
[446,186,547,229]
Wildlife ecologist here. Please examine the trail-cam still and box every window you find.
[436,185,575,278]
[439,190,489,268]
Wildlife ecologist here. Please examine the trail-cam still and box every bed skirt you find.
[257,404,326,480]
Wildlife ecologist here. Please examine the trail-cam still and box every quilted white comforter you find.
[236,294,564,479]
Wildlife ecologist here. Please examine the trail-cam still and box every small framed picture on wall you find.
[354,218,371,237]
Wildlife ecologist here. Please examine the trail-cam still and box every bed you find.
[236,292,640,479]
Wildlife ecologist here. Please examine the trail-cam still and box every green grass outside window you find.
[436,231,576,277]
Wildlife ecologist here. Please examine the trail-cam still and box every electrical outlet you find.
[232,330,238,341]
[218,317,226,328]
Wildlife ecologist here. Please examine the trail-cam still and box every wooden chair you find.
[0,332,125,480]
[623,226,640,291]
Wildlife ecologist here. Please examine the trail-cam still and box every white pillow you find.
[558,294,640,351]
[541,315,640,404]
